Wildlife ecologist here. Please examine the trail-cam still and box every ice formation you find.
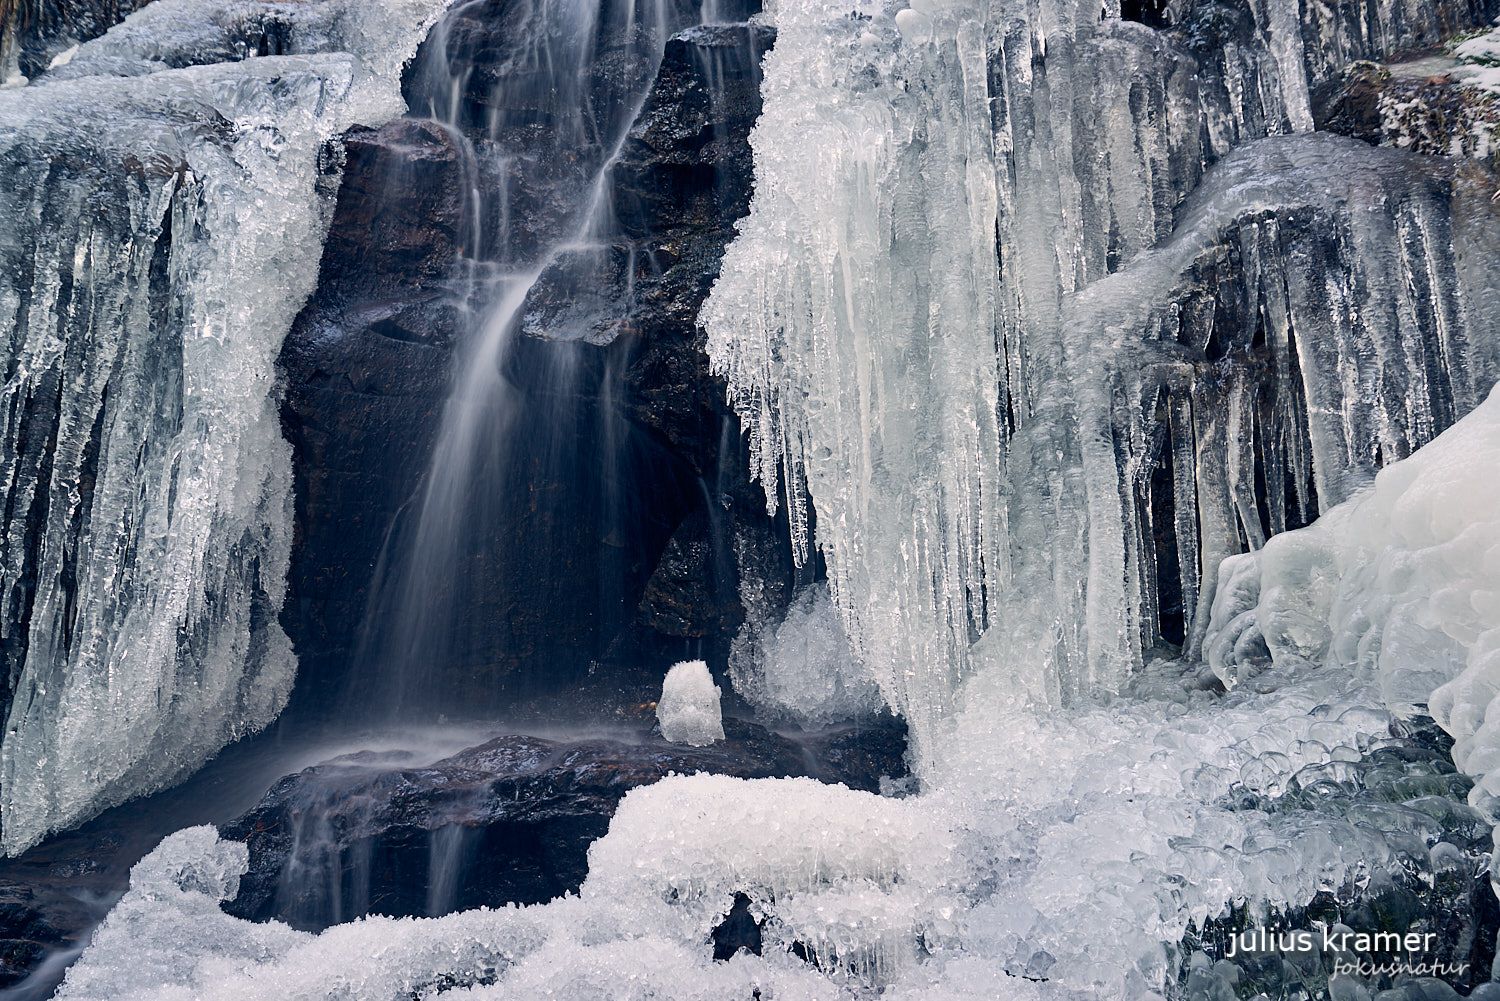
[657,660,726,745]
[729,582,883,726]
[32,0,1500,996]
[703,0,1500,754]
[56,661,1447,999]
[0,0,451,854]
[50,380,1500,995]
[1205,383,1500,848]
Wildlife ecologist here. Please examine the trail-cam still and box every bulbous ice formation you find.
[729,582,883,727]
[1204,379,1500,813]
[657,660,725,746]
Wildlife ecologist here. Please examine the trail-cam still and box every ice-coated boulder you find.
[656,660,724,746]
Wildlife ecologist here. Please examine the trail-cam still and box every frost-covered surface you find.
[702,0,1500,754]
[54,392,1500,990]
[34,0,1500,995]
[657,660,726,745]
[56,661,1444,1000]
[729,583,883,727]
[0,0,450,854]
[1454,26,1500,93]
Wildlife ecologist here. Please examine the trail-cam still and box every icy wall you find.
[702,0,1500,754]
[0,0,450,855]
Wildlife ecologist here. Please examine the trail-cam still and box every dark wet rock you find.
[633,506,741,641]
[277,117,469,714]
[517,22,792,675]
[0,826,128,990]
[220,716,908,931]
[519,23,775,345]
[712,892,764,960]
[320,119,469,295]
[278,15,790,716]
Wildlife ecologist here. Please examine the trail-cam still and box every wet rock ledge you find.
[219,716,908,931]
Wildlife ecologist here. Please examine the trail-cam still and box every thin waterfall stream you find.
[355,0,682,719]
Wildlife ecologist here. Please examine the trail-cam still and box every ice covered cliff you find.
[0,0,451,854]
[702,0,1500,756]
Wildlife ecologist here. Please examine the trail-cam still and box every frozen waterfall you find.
[10,0,1500,993]
[0,0,450,855]
[702,0,1500,758]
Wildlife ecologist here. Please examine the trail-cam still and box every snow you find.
[54,663,1437,1000]
[657,660,726,746]
[1450,27,1500,95]
[0,0,452,854]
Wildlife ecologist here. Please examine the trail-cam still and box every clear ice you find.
[0,0,451,854]
[703,0,1500,756]
[729,582,883,727]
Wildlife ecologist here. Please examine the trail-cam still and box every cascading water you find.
[352,0,740,718]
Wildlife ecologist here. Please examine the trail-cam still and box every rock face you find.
[276,117,469,714]
[277,14,788,717]
[1314,59,1500,170]
[219,717,908,931]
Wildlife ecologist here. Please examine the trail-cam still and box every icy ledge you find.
[0,0,451,855]
[1205,379,1500,837]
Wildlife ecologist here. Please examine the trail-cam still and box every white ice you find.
[0,0,452,854]
[658,660,726,746]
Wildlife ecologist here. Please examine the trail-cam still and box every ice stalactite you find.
[704,0,1500,755]
[703,0,1010,750]
[0,0,451,855]
[990,133,1500,714]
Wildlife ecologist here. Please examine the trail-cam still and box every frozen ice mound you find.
[657,660,726,746]
[729,583,884,727]
[1203,380,1500,836]
[0,0,451,854]
[57,674,1435,999]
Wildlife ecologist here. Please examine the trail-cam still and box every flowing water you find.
[352,0,739,720]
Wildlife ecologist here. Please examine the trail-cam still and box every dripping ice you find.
[703,0,1500,754]
[0,0,452,854]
